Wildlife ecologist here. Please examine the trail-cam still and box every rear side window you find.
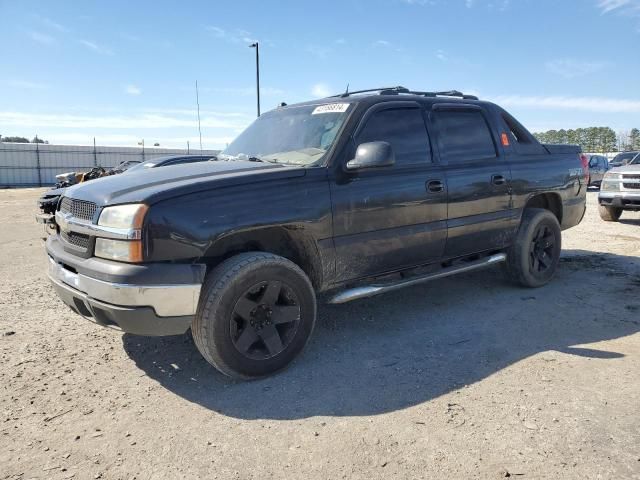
[356,108,431,165]
[432,109,496,163]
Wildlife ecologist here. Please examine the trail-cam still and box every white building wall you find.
[0,143,219,186]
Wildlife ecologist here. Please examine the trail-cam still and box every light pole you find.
[249,42,260,117]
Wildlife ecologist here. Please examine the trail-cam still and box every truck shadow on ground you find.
[122,249,640,419]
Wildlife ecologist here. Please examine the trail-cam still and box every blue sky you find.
[1,0,639,148]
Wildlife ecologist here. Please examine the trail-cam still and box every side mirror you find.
[346,141,395,171]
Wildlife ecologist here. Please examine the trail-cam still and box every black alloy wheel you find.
[231,280,301,360]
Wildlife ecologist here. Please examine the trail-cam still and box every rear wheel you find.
[598,205,622,222]
[504,208,562,288]
[192,252,316,379]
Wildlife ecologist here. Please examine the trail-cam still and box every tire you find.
[598,205,622,222]
[504,208,562,288]
[192,252,316,379]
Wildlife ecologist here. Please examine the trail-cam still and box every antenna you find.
[345,83,349,95]
[195,80,203,152]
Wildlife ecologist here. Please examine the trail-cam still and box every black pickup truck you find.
[45,87,587,379]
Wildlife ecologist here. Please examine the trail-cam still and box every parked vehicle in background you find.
[44,86,587,379]
[609,151,639,168]
[598,153,640,221]
[587,154,610,188]
[122,154,213,173]
[36,155,215,223]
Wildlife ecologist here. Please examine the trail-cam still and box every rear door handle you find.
[426,180,445,193]
[491,174,507,186]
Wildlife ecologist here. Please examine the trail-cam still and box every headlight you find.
[95,238,144,262]
[601,173,621,192]
[95,204,147,262]
[98,204,147,229]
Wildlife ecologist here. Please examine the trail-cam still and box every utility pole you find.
[249,42,261,117]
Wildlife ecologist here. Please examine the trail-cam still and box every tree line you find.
[533,127,640,153]
[0,135,48,144]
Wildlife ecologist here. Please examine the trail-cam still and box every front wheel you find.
[192,252,317,379]
[598,205,622,222]
[504,208,562,288]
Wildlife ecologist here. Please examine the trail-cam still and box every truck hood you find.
[609,164,640,174]
[64,160,306,206]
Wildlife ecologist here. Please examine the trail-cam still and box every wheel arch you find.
[522,192,563,224]
[201,226,324,290]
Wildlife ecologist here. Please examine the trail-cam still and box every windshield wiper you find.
[248,156,278,164]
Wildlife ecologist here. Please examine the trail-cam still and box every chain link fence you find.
[0,143,219,187]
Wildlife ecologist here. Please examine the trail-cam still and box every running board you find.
[328,253,507,304]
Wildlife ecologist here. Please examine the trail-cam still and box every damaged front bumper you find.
[46,236,205,336]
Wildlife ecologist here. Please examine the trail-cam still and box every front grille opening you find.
[61,230,91,250]
[73,298,93,317]
[61,263,77,274]
[60,197,97,221]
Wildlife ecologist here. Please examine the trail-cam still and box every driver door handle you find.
[426,179,445,193]
[491,174,507,186]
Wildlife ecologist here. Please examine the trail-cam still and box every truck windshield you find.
[220,103,351,166]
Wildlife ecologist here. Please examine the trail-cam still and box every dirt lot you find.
[1,188,639,480]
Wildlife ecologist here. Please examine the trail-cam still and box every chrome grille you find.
[60,230,91,250]
[623,183,640,190]
[623,174,640,179]
[59,197,97,221]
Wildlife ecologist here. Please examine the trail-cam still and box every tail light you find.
[580,154,589,180]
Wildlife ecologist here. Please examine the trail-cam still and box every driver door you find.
[329,102,448,282]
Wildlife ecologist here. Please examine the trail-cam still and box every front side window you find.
[433,109,497,163]
[356,107,431,165]
[221,103,351,166]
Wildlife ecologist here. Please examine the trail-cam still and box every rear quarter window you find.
[432,109,496,163]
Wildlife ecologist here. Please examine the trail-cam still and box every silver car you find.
[598,153,640,221]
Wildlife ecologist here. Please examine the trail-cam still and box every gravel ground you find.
[1,188,639,480]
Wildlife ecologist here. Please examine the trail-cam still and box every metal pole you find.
[250,42,261,117]
[35,140,42,187]
[93,137,98,166]
[195,80,203,152]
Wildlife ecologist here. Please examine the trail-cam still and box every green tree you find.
[1,136,29,143]
[629,128,640,150]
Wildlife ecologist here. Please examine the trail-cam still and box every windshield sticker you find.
[312,103,350,115]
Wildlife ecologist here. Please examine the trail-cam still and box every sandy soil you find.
[1,188,639,480]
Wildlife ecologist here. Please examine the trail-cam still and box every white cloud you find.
[40,16,68,32]
[436,49,447,61]
[373,40,391,47]
[205,26,257,45]
[37,133,235,149]
[0,111,248,130]
[196,86,285,97]
[125,85,142,96]
[311,83,332,98]
[490,95,640,113]
[79,39,114,56]
[545,59,607,79]
[28,31,55,45]
[596,0,640,14]
[306,45,331,59]
[8,80,48,90]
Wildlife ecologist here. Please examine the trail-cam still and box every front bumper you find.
[46,236,205,336]
[599,191,640,210]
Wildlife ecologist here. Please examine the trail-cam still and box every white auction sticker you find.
[312,103,350,115]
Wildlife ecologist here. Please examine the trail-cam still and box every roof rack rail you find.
[331,86,479,100]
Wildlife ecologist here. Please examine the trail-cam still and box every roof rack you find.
[332,86,479,101]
